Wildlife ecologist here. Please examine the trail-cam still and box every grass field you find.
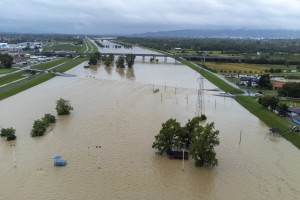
[0,74,54,100]
[202,62,300,79]
[0,57,87,101]
[0,71,27,86]
[0,68,17,74]
[87,40,98,53]
[203,62,297,74]
[78,39,89,53]
[32,58,70,70]
[55,57,87,73]
[44,45,83,52]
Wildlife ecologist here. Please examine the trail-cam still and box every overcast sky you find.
[1,0,300,34]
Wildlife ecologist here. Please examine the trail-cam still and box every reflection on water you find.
[104,66,112,75]
[0,43,300,200]
[126,68,135,80]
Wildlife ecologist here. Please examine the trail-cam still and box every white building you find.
[0,43,9,50]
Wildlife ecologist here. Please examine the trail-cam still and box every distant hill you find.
[133,29,300,39]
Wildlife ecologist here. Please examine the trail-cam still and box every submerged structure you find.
[53,156,67,166]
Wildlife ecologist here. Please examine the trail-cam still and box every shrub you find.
[7,134,16,141]
[31,119,47,137]
[56,98,74,115]
[1,127,16,140]
[200,114,207,120]
[42,113,56,125]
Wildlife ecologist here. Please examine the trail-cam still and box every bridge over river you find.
[99,52,246,63]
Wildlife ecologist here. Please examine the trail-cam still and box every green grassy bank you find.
[180,59,243,95]
[0,71,26,86]
[182,59,300,149]
[32,58,70,70]
[0,74,54,100]
[0,57,87,101]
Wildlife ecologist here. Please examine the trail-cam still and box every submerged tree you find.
[31,113,57,137]
[42,113,56,125]
[152,116,220,167]
[116,55,125,68]
[103,55,112,67]
[56,98,74,115]
[88,54,97,65]
[190,122,220,167]
[181,116,206,148]
[1,127,16,141]
[152,118,182,155]
[108,53,114,61]
[94,51,101,60]
[125,54,136,68]
[31,119,47,137]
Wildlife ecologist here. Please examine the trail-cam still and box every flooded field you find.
[0,43,300,199]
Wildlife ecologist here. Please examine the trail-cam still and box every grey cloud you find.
[1,0,300,34]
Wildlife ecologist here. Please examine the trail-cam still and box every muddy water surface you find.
[0,45,300,200]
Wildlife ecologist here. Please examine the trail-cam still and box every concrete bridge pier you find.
[142,56,145,62]
[164,56,167,63]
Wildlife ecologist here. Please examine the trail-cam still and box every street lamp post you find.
[96,145,101,169]
[11,144,16,167]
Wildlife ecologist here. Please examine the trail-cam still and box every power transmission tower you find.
[195,77,205,116]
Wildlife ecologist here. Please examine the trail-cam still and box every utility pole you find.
[195,77,205,116]
[182,148,185,171]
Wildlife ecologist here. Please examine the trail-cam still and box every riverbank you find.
[0,57,87,101]
[180,59,300,149]
[127,42,300,149]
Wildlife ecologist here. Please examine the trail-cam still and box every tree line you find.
[88,51,136,68]
[117,37,300,54]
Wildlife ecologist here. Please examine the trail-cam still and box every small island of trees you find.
[152,115,220,167]
[31,113,56,137]
[31,98,73,137]
[0,127,16,141]
[56,98,74,115]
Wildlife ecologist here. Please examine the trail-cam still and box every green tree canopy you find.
[94,51,101,59]
[1,127,16,141]
[116,55,125,68]
[278,82,300,98]
[258,74,271,89]
[108,53,114,61]
[31,119,47,137]
[152,116,220,167]
[56,98,74,115]
[88,54,97,65]
[190,122,220,167]
[125,54,136,68]
[42,113,56,125]
[0,53,13,69]
[181,116,206,148]
[277,103,288,117]
[258,95,279,110]
[152,118,182,155]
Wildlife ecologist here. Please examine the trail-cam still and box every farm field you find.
[203,62,299,75]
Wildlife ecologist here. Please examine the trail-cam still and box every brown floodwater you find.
[0,44,300,200]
